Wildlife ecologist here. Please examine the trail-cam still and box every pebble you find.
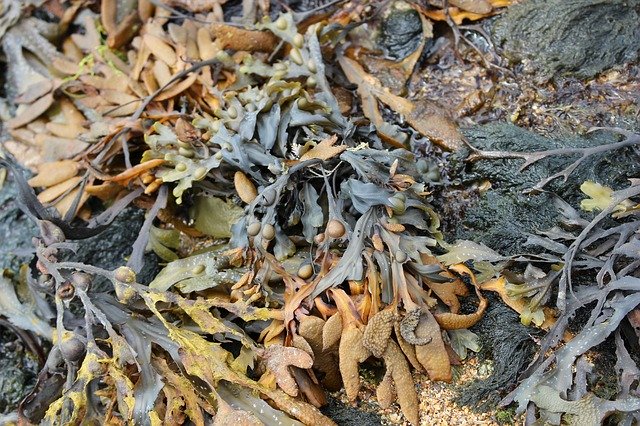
[330,357,518,425]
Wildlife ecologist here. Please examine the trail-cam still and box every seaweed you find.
[0,1,518,424]
[463,129,640,423]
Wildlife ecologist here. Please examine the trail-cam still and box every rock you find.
[320,395,383,426]
[446,123,640,255]
[62,206,160,285]
[379,5,424,60]
[0,176,38,271]
[0,176,159,413]
[0,328,39,414]
[492,0,640,81]
[0,174,159,282]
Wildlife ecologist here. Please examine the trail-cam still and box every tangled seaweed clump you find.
[0,2,507,424]
[2,0,640,425]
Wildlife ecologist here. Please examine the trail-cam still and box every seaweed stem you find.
[558,183,640,312]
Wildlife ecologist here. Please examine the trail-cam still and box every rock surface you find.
[380,6,423,60]
[321,396,383,425]
[493,0,640,81]
[0,327,38,414]
[448,123,640,255]
[62,206,160,285]
[0,175,37,271]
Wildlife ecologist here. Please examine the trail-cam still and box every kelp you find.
[11,222,330,425]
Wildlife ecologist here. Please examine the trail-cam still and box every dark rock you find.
[0,177,51,415]
[492,0,640,81]
[63,207,160,285]
[0,176,158,282]
[380,6,423,60]
[0,328,39,414]
[226,0,338,21]
[0,177,37,271]
[321,396,383,426]
[449,123,640,255]
[0,177,158,413]
[284,0,336,13]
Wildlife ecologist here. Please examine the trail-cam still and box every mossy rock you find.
[492,0,640,81]
[449,123,640,255]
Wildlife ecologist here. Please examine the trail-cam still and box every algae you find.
[493,0,640,81]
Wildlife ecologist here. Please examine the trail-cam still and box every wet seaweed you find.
[0,2,513,424]
[6,1,636,425]
[464,129,640,423]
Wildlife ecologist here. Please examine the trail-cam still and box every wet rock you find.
[0,177,158,413]
[285,0,335,13]
[449,123,640,255]
[492,0,640,81]
[380,5,423,60]
[0,176,38,271]
[63,206,160,285]
[0,172,159,283]
[321,395,383,426]
[0,328,39,414]
[358,2,432,97]
[0,174,159,282]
